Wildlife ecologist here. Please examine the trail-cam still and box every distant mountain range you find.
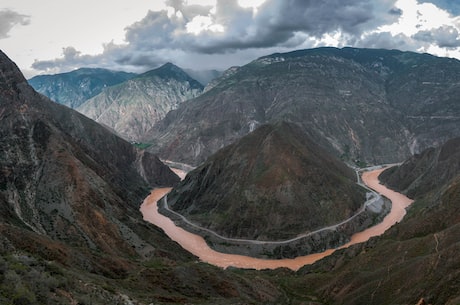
[77,63,204,141]
[28,67,136,108]
[29,64,208,142]
[145,47,460,167]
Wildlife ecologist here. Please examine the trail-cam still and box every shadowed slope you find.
[166,122,369,251]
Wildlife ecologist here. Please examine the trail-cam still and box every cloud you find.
[413,25,460,48]
[30,0,460,74]
[356,31,418,51]
[32,47,104,72]
[0,9,30,39]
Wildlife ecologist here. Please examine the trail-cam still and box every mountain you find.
[293,139,460,304]
[4,48,459,304]
[162,122,386,258]
[1,50,294,305]
[28,67,136,108]
[0,48,181,262]
[77,63,204,142]
[145,47,460,166]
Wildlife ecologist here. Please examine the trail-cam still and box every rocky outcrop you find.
[28,68,136,108]
[146,47,460,167]
[77,63,203,141]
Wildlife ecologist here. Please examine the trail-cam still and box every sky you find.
[1,0,460,78]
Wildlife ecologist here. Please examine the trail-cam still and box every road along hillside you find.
[140,167,413,271]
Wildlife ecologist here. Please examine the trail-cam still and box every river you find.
[139,167,413,271]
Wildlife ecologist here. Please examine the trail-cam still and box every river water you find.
[139,167,413,271]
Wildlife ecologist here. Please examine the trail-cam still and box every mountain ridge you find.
[145,47,460,167]
[77,62,204,141]
[28,67,136,108]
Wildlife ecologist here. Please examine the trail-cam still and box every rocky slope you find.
[146,47,460,166]
[0,50,299,305]
[294,139,460,305]
[0,48,181,258]
[161,122,387,258]
[77,63,203,141]
[380,137,460,199]
[28,68,136,108]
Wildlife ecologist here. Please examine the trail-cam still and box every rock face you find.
[28,68,136,108]
[77,63,203,141]
[146,47,460,166]
[0,50,180,260]
[162,122,383,257]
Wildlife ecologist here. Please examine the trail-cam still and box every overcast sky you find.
[2,0,460,78]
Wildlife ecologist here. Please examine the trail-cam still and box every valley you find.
[140,165,413,271]
[1,46,459,304]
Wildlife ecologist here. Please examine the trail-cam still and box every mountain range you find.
[2,46,460,304]
[0,50,277,304]
[28,67,136,109]
[76,63,203,141]
[145,47,460,167]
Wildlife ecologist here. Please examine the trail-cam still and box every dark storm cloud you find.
[0,9,30,39]
[32,0,438,74]
[413,25,460,48]
[189,0,399,52]
[119,0,400,57]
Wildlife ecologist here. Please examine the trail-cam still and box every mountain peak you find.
[138,62,203,89]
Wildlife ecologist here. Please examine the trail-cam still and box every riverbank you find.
[140,166,413,270]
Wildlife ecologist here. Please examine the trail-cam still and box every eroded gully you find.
[139,167,413,271]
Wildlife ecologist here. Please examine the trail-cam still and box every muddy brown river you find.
[140,167,413,271]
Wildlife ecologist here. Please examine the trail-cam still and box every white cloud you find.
[186,15,224,35]
[379,0,455,36]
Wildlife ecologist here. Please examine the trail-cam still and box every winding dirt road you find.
[140,167,413,271]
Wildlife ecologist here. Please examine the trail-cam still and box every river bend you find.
[140,167,413,271]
